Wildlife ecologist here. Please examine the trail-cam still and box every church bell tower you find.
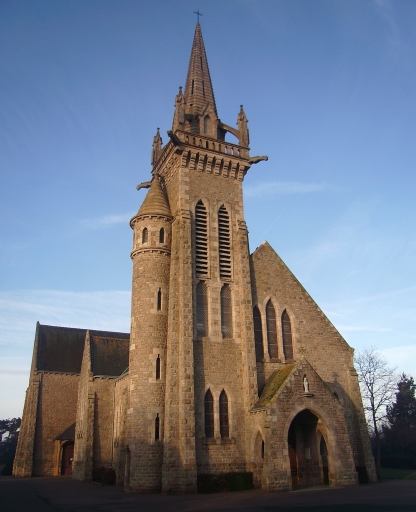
[128,22,267,493]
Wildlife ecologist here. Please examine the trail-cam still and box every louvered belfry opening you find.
[196,281,208,337]
[253,306,264,362]
[218,205,232,279]
[282,309,294,360]
[219,390,229,438]
[204,390,214,438]
[195,200,208,276]
[266,300,278,359]
[220,284,232,338]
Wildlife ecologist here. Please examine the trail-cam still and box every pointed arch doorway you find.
[287,409,331,487]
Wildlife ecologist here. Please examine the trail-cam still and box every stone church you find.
[14,23,376,492]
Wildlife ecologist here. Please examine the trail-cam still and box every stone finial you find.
[172,86,185,132]
[151,128,163,167]
[237,105,249,147]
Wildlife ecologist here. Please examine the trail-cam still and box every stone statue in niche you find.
[303,375,310,394]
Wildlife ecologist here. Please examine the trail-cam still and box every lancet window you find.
[266,300,278,359]
[204,390,214,438]
[219,390,229,438]
[218,205,232,279]
[155,414,160,441]
[155,355,161,380]
[282,309,294,360]
[195,200,208,276]
[159,227,165,243]
[196,281,208,337]
[220,284,232,338]
[157,288,162,311]
[142,227,148,243]
[253,306,264,362]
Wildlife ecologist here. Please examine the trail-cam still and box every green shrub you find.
[92,466,116,485]
[197,472,254,493]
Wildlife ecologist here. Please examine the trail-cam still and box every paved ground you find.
[1,477,416,512]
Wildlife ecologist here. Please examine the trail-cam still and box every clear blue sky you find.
[1,0,415,418]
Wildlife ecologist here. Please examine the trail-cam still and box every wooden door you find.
[289,444,299,486]
[61,442,74,476]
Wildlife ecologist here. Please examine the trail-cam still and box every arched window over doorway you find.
[219,390,229,438]
[266,300,278,359]
[282,309,293,360]
[204,390,214,438]
[253,306,263,361]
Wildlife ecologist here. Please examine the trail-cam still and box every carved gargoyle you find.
[136,181,152,191]
[249,156,268,165]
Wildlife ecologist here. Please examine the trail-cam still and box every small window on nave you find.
[282,309,293,360]
[253,306,264,362]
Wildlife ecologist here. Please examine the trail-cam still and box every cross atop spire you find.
[193,10,203,24]
[183,22,217,118]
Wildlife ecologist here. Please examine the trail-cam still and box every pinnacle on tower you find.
[184,23,217,118]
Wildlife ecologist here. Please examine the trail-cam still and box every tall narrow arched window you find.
[155,414,160,441]
[195,201,208,276]
[196,281,208,337]
[157,288,162,311]
[253,306,264,362]
[220,284,232,338]
[282,309,293,360]
[219,390,229,438]
[218,205,232,279]
[155,355,161,380]
[142,227,148,243]
[159,227,165,244]
[204,390,214,438]
[204,115,210,134]
[266,300,278,359]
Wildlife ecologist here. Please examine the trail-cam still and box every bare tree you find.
[354,347,397,479]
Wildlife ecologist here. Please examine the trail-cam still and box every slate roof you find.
[37,324,87,373]
[36,323,129,375]
[89,332,129,376]
[136,177,172,218]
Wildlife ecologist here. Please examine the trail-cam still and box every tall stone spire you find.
[184,23,217,118]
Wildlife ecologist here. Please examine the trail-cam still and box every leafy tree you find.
[382,374,416,468]
[0,418,21,475]
[354,347,396,479]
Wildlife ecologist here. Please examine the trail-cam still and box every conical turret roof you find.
[184,23,217,118]
[137,177,171,218]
